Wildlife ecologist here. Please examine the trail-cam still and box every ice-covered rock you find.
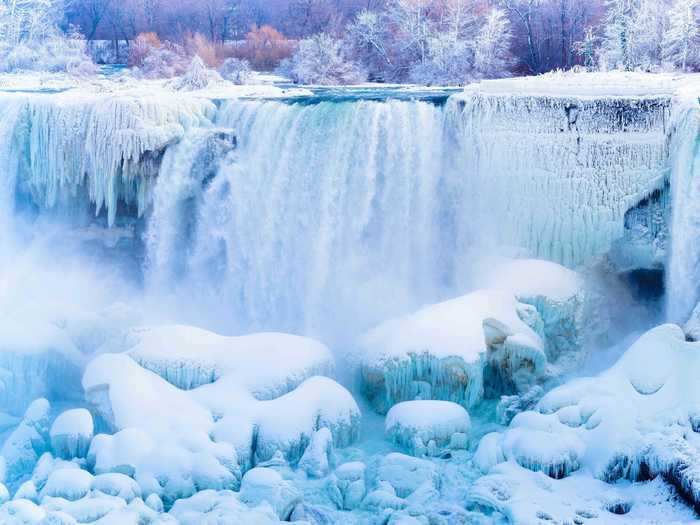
[477,324,700,510]
[170,488,281,524]
[385,401,471,456]
[114,324,335,396]
[239,468,301,520]
[375,453,440,499]
[40,469,93,501]
[333,462,366,510]
[359,290,545,413]
[469,462,696,525]
[479,258,585,363]
[1,399,51,487]
[90,473,141,502]
[298,428,335,478]
[50,409,93,460]
[0,325,82,416]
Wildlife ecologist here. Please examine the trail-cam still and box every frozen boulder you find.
[480,258,585,362]
[298,428,335,478]
[359,290,545,413]
[0,322,82,416]
[170,489,280,524]
[480,324,700,508]
[385,400,471,456]
[239,467,301,520]
[375,453,440,498]
[334,462,366,510]
[40,469,94,501]
[50,409,93,459]
[14,481,38,503]
[1,399,51,486]
[90,473,141,502]
[115,325,335,397]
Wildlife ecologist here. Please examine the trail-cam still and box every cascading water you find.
[146,99,460,338]
[667,106,700,323]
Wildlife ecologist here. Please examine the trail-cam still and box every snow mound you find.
[239,467,301,520]
[50,409,93,460]
[479,258,585,362]
[83,349,359,503]
[116,324,335,397]
[477,324,700,509]
[170,488,281,524]
[385,400,470,456]
[359,290,545,413]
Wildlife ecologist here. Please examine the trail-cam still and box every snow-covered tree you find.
[279,33,366,85]
[574,26,599,69]
[474,8,514,78]
[662,0,700,70]
[599,0,637,70]
[346,9,393,80]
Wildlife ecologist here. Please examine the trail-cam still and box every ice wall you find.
[448,91,672,268]
[0,84,680,340]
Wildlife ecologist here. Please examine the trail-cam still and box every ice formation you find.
[358,289,546,413]
[0,71,699,524]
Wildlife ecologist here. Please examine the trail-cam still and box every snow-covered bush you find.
[129,33,189,79]
[279,33,366,85]
[219,57,251,85]
[0,27,94,74]
[171,55,223,91]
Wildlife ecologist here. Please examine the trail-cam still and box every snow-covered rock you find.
[479,258,585,363]
[40,469,93,501]
[359,290,546,413]
[1,399,51,487]
[375,453,440,499]
[385,401,471,456]
[115,324,335,397]
[170,489,281,524]
[477,324,700,509]
[90,473,141,502]
[50,409,93,460]
[239,468,301,520]
[298,428,335,478]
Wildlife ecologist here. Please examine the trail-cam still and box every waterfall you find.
[146,99,460,338]
[667,106,700,323]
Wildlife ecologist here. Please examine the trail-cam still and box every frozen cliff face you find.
[447,87,671,269]
[0,90,215,227]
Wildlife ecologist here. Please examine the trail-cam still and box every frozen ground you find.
[0,71,699,524]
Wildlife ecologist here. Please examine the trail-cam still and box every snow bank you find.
[83,344,359,503]
[476,324,700,510]
[359,290,545,413]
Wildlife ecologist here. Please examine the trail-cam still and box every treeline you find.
[0,0,698,83]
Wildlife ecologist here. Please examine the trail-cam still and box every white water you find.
[667,106,700,322]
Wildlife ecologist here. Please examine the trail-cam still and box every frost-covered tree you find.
[279,33,366,85]
[599,0,636,70]
[662,0,699,70]
[474,8,514,78]
[573,26,598,69]
[346,9,393,80]
[0,0,95,73]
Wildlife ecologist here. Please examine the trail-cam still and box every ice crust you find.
[359,289,547,413]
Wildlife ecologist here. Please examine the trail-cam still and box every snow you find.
[476,324,700,511]
[385,401,471,456]
[239,467,301,520]
[49,410,93,460]
[115,324,335,397]
[359,289,545,413]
